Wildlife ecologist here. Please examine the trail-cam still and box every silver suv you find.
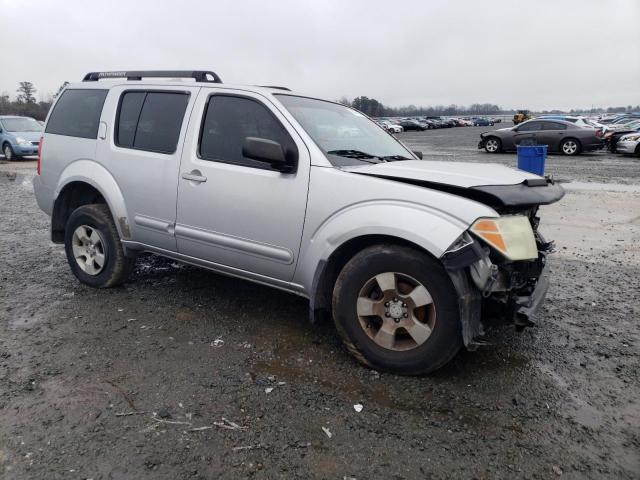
[34,70,564,375]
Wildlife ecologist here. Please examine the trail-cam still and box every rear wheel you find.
[64,204,135,288]
[332,245,462,375]
[560,138,581,156]
[484,137,501,153]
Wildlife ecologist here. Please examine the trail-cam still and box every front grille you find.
[31,141,40,146]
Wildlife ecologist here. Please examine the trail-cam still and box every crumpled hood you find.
[341,160,540,188]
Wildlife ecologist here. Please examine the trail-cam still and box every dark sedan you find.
[478,119,604,156]
[398,119,427,131]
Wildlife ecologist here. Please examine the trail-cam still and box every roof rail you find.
[82,70,222,83]
[257,85,291,91]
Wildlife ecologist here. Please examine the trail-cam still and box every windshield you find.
[1,117,42,132]
[276,95,414,166]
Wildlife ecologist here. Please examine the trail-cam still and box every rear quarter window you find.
[115,91,190,154]
[45,89,108,139]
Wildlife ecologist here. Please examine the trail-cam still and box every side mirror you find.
[412,150,423,159]
[242,137,297,173]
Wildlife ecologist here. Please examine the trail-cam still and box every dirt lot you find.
[1,127,639,479]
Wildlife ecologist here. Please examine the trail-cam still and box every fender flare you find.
[54,159,130,239]
[297,200,472,302]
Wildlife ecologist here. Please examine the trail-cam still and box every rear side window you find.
[517,121,543,132]
[116,91,190,154]
[542,122,567,130]
[199,95,296,169]
[45,89,108,139]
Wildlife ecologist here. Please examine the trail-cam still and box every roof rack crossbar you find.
[82,70,222,83]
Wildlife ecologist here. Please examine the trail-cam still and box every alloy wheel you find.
[3,145,13,160]
[562,140,578,155]
[356,272,436,351]
[485,139,499,152]
[71,225,106,275]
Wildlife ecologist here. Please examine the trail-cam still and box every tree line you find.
[339,95,640,118]
[0,81,68,121]
[1,82,638,121]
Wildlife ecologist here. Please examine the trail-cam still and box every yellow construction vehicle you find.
[513,110,531,125]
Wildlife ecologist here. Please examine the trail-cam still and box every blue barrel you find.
[517,145,547,176]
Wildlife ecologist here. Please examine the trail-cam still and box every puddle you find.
[0,172,31,187]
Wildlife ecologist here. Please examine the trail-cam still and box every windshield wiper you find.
[326,149,381,164]
[379,155,411,162]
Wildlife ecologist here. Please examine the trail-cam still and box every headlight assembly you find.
[16,137,29,145]
[470,216,538,261]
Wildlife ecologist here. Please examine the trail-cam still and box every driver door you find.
[175,89,310,282]
[512,121,543,146]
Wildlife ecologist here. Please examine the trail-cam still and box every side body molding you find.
[55,159,130,239]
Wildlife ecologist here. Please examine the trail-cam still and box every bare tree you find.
[17,82,37,104]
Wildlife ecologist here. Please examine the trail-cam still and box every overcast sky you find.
[1,0,638,110]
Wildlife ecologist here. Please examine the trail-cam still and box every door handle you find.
[182,170,207,183]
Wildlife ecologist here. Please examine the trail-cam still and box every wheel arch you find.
[52,161,130,243]
[308,234,439,322]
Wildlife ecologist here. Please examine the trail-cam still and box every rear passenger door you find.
[538,121,567,151]
[96,86,199,251]
[175,89,310,282]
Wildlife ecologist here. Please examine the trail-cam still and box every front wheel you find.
[3,143,19,161]
[484,137,501,153]
[332,245,462,375]
[64,204,135,288]
[560,138,581,156]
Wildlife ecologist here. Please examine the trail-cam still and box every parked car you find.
[615,132,640,156]
[34,70,564,375]
[478,119,604,156]
[378,120,403,134]
[0,115,43,160]
[472,117,494,127]
[397,119,427,131]
[604,121,640,152]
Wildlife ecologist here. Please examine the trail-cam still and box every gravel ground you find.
[0,129,639,479]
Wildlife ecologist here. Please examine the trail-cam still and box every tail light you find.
[37,136,43,175]
[596,128,603,138]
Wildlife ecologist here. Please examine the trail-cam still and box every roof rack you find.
[257,85,291,91]
[82,70,222,83]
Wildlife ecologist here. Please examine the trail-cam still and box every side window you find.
[116,91,189,154]
[45,89,108,139]
[517,121,542,132]
[199,95,297,169]
[542,121,567,130]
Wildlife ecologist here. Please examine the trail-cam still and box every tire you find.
[635,144,640,158]
[484,137,501,153]
[3,143,19,161]
[64,204,135,288]
[560,138,581,156]
[332,244,462,375]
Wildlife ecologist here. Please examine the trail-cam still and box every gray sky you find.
[1,0,639,110]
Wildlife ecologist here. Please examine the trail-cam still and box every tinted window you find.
[116,92,145,148]
[199,95,296,169]
[517,121,543,132]
[542,121,567,130]
[45,89,107,139]
[116,91,189,154]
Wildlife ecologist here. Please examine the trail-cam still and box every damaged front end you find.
[441,183,562,349]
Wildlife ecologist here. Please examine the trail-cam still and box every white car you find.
[615,132,640,156]
[379,120,403,133]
